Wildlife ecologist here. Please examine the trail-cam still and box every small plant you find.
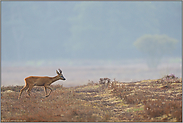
[99,78,110,85]
[162,73,176,79]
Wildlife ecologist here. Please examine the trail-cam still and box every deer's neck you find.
[50,76,60,84]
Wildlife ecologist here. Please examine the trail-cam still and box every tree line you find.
[2,1,181,63]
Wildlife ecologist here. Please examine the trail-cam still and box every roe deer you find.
[18,69,66,99]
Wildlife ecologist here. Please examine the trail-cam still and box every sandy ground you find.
[1,61,181,87]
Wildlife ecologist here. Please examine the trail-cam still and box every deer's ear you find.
[56,70,60,75]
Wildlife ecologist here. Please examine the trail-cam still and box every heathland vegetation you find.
[1,74,182,122]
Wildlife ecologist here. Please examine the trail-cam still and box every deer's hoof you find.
[25,95,30,98]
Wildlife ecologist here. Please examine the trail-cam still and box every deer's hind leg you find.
[18,84,29,99]
[27,84,34,97]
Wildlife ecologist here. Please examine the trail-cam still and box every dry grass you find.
[1,84,109,122]
[110,75,182,122]
[1,75,182,122]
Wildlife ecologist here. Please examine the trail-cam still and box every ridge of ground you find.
[1,75,182,122]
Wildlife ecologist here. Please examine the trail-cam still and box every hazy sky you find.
[1,1,182,66]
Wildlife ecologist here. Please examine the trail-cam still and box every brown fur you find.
[18,69,66,99]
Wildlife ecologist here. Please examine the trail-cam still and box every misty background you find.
[1,1,182,87]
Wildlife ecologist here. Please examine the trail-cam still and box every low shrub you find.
[144,100,182,122]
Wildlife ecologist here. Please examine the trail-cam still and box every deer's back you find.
[25,76,52,86]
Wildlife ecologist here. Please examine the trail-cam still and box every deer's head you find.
[56,69,66,80]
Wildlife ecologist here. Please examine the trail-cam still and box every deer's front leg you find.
[44,86,47,96]
[45,86,52,97]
